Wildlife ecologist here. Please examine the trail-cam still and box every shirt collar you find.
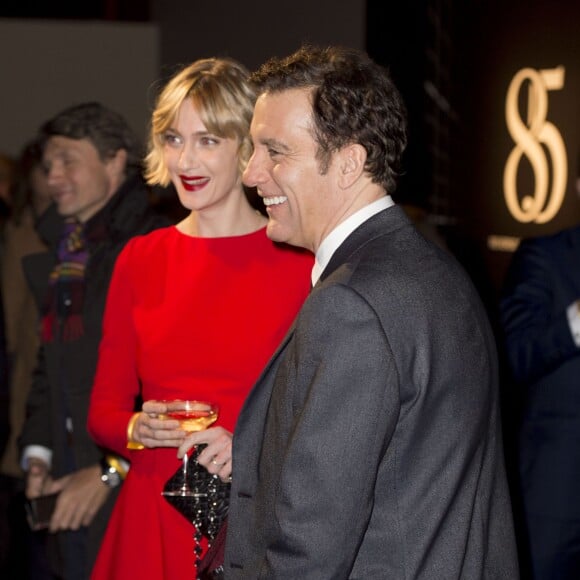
[311,195,394,286]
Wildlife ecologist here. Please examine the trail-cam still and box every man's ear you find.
[107,148,128,179]
[338,143,366,189]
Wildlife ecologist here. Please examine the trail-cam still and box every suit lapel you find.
[320,205,412,284]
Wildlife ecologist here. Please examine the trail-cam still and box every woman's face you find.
[163,100,243,214]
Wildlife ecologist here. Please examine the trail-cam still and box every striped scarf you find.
[41,218,88,343]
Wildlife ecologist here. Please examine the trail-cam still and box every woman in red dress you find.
[87,57,313,579]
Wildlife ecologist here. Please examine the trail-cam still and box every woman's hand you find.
[178,426,233,483]
[130,400,187,448]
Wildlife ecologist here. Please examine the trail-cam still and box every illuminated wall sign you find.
[503,66,568,224]
[464,2,579,293]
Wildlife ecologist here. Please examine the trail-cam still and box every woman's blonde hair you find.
[145,57,256,186]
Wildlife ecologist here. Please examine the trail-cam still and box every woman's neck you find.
[177,203,267,238]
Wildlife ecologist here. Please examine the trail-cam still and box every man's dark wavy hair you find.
[38,101,142,176]
[250,45,408,194]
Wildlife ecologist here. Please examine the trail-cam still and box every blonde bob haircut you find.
[145,57,256,187]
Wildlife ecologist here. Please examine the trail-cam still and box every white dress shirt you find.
[311,196,395,286]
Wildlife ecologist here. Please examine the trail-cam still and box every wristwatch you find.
[99,456,123,488]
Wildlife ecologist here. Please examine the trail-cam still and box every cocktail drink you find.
[160,400,218,497]
[160,401,218,432]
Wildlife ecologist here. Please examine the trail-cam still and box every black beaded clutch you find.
[162,444,230,541]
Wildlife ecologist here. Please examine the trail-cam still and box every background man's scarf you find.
[41,218,88,342]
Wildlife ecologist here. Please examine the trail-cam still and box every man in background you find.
[501,221,580,579]
[19,102,169,579]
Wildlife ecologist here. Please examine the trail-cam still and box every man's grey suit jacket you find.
[224,205,519,579]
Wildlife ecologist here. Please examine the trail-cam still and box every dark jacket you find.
[500,225,580,519]
[19,174,170,573]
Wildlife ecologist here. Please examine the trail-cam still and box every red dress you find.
[88,226,312,579]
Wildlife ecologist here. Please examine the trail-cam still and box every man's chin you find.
[265,221,286,243]
[265,222,304,250]
[54,204,74,217]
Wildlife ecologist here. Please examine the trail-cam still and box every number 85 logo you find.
[503,66,567,224]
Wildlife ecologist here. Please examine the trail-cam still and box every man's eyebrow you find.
[259,137,291,152]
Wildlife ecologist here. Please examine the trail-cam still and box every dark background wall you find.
[369,0,580,303]
[150,0,365,74]
[0,0,365,163]
[0,18,159,158]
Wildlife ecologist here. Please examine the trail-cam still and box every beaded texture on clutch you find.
[163,444,230,576]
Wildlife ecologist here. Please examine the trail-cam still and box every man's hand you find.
[47,464,110,532]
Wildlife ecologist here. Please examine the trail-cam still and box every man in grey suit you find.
[223,45,519,579]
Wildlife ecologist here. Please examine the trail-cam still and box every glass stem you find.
[182,452,188,477]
